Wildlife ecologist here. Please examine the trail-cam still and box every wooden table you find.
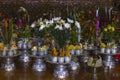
[0,58,120,80]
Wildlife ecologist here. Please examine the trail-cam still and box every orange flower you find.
[4,19,8,27]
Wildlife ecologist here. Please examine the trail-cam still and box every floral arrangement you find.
[30,18,53,38]
[30,17,81,49]
[0,18,18,56]
[15,7,31,38]
[103,24,115,42]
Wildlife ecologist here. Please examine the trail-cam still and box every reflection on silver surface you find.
[54,65,69,79]
[33,59,46,72]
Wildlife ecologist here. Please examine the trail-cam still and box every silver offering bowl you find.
[54,65,69,79]
[18,37,40,62]
[69,57,80,70]
[78,50,89,63]
[19,50,30,62]
[32,58,46,72]
[29,52,46,72]
[103,55,115,69]
[46,55,69,79]
[99,52,116,69]
[0,51,21,71]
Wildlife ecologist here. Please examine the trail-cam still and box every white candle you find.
[109,7,113,21]
[75,21,81,42]
[28,15,30,23]
[96,8,99,17]
[78,27,81,42]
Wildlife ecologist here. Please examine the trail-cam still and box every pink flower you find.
[16,19,23,25]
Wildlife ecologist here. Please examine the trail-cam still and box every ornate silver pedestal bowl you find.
[69,57,80,70]
[103,54,115,68]
[29,52,46,72]
[46,55,70,79]
[99,52,118,69]
[0,51,21,71]
[32,58,46,72]
[18,38,39,62]
[19,50,30,62]
[54,65,69,79]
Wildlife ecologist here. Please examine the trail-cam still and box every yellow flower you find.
[104,28,107,32]
[0,42,4,49]
[68,45,75,50]
[75,45,80,50]
[100,43,106,48]
[52,47,57,56]
[66,47,71,57]
[111,27,115,32]
[107,25,111,30]
[4,20,8,27]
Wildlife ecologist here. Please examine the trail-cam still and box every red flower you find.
[16,19,23,26]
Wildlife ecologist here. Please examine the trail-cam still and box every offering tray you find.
[0,50,21,58]
[84,48,95,51]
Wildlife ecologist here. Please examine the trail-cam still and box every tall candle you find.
[105,7,108,18]
[109,7,113,21]
[96,19,100,36]
[96,8,99,18]
[96,7,99,36]
[78,27,81,42]
[28,15,30,23]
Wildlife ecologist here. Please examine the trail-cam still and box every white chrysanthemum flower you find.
[75,21,80,28]
[60,19,65,24]
[49,20,54,24]
[55,24,63,30]
[59,25,63,30]
[30,23,35,28]
[39,22,44,25]
[39,24,45,30]
[52,17,61,21]
[38,18,42,22]
[55,24,60,29]
[45,20,49,25]
[67,18,74,23]
[19,7,26,12]
[64,23,71,29]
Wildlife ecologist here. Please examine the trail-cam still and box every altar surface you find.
[0,59,120,80]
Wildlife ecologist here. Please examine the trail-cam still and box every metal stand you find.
[2,58,15,71]
[103,55,115,68]
[33,58,46,72]
[54,65,69,79]
[20,50,30,62]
